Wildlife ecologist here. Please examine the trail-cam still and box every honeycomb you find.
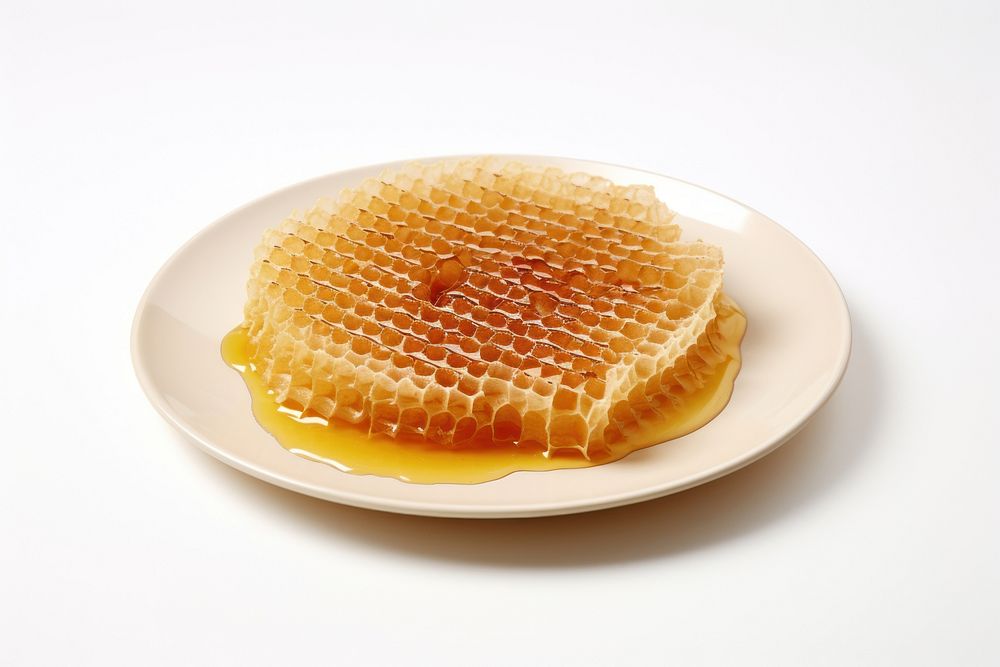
[242,157,727,457]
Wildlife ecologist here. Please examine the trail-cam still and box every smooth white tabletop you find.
[2,2,997,665]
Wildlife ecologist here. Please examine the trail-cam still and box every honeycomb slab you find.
[239,157,735,459]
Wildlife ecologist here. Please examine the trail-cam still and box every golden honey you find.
[222,297,745,484]
[230,158,748,481]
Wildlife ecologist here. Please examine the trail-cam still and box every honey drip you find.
[222,297,746,484]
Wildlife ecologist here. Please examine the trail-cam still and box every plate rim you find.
[131,154,852,518]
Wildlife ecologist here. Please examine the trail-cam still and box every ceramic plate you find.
[132,156,850,518]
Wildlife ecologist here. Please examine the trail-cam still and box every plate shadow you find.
[179,315,879,569]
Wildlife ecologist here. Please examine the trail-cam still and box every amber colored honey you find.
[222,303,746,484]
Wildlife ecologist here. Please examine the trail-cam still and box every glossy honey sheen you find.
[222,303,746,484]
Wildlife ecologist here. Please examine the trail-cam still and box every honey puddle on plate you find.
[222,302,746,484]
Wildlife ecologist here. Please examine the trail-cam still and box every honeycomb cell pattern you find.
[242,157,727,457]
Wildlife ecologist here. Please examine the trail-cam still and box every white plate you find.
[132,156,850,518]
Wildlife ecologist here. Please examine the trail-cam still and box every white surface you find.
[1,1,997,664]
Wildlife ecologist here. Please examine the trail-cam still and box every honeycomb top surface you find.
[243,157,725,456]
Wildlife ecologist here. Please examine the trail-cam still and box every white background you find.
[2,1,998,665]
